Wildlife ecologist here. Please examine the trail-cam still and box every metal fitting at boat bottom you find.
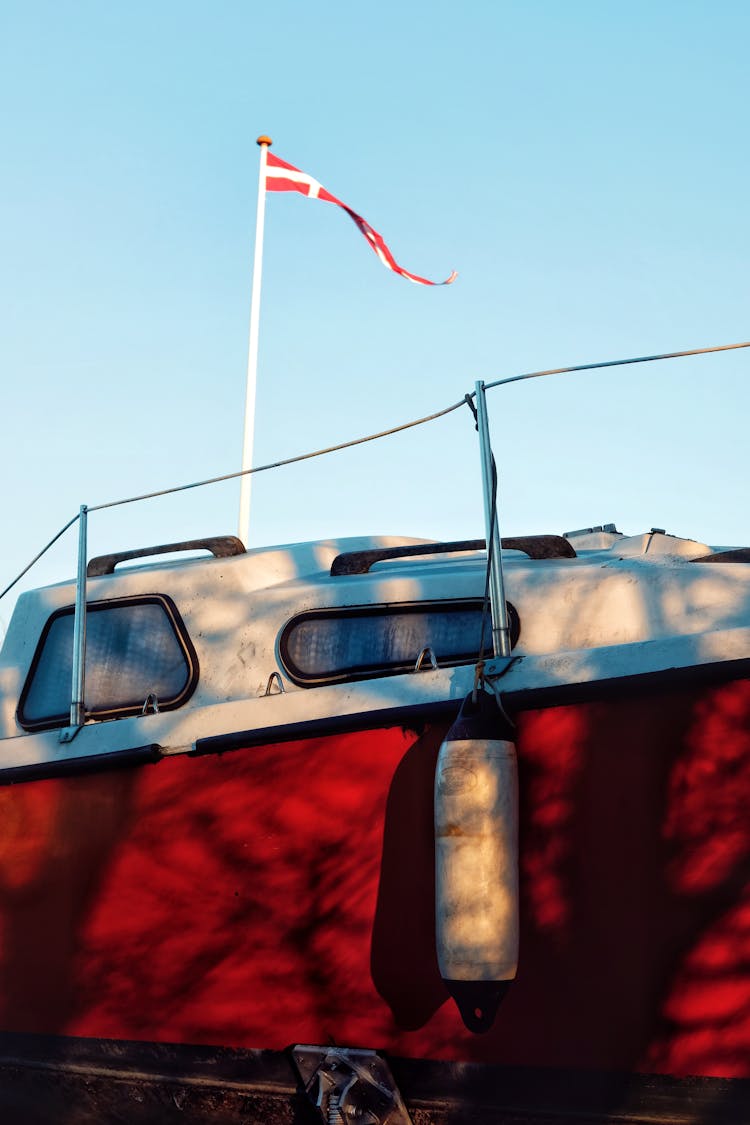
[292,1045,413,1124]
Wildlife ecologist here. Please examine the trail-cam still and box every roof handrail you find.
[87,536,246,577]
[330,535,576,576]
[692,548,750,564]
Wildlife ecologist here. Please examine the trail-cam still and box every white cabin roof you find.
[0,526,748,774]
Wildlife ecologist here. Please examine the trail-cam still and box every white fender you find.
[435,690,519,1032]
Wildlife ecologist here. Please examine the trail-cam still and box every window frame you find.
[278,598,520,688]
[17,594,199,732]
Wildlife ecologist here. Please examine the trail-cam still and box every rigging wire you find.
[0,513,81,603]
[462,391,498,672]
[90,338,750,515]
[476,457,496,673]
[1,337,749,604]
[0,400,467,603]
[484,339,750,391]
[87,398,467,513]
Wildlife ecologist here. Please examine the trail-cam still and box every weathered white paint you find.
[0,528,749,769]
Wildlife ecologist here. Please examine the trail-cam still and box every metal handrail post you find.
[475,381,511,658]
[69,504,88,728]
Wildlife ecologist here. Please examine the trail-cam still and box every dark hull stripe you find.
[0,1032,747,1124]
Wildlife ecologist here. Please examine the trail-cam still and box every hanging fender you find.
[435,688,519,1033]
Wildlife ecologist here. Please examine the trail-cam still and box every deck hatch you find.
[17,595,198,731]
[279,599,520,686]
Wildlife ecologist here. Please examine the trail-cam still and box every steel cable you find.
[2,338,748,603]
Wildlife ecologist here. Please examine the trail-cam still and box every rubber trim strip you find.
[194,655,750,756]
[192,700,460,757]
[0,744,162,786]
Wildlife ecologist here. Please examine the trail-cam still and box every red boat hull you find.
[0,678,748,1081]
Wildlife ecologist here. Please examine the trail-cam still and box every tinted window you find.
[280,600,519,686]
[18,597,197,730]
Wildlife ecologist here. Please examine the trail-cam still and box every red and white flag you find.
[264,151,457,287]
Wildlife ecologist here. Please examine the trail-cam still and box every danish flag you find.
[264,151,457,287]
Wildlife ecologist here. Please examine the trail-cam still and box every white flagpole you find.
[238,134,272,547]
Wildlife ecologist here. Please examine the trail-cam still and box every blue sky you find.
[1,1,749,623]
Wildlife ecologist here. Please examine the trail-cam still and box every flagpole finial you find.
[256,135,272,147]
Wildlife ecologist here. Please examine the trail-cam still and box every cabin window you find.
[18,596,198,730]
[279,600,520,686]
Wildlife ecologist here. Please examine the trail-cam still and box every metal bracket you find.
[414,646,438,672]
[142,692,160,715]
[58,724,83,744]
[292,1045,412,1125]
[263,672,286,696]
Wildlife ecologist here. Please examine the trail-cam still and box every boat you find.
[0,423,748,1125]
